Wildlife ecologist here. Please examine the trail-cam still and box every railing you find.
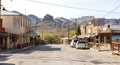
[112,42,120,55]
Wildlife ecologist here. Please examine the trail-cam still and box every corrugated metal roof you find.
[1,10,20,16]
[110,25,120,30]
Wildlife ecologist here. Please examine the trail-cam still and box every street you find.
[0,44,120,65]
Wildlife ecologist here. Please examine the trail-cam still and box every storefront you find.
[0,32,10,50]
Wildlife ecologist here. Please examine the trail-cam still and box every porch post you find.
[7,35,10,51]
[110,33,112,50]
[98,33,101,51]
[104,36,107,44]
[2,37,5,49]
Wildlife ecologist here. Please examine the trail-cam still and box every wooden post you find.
[42,31,43,40]
[98,33,101,51]
[110,33,112,50]
[7,35,10,52]
[68,25,70,44]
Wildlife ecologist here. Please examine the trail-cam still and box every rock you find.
[43,14,54,21]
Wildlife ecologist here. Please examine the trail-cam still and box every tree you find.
[69,29,76,38]
[76,25,81,35]
[44,34,60,44]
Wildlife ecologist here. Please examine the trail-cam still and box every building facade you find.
[0,8,30,50]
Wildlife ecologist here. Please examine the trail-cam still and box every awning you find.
[0,32,9,35]
[0,32,9,37]
[77,34,90,38]
[75,33,98,38]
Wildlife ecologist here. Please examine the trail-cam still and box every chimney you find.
[108,25,110,29]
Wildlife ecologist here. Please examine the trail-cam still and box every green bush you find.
[69,29,76,38]
[44,34,61,44]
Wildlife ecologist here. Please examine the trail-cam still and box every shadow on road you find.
[91,60,120,64]
[0,54,12,61]
[0,63,15,65]
[36,45,61,51]
[12,45,61,54]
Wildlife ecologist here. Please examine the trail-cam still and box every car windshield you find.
[74,40,78,42]
[78,41,85,43]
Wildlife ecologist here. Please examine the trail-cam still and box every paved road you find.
[0,44,120,65]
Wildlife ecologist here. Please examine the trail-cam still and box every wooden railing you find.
[112,42,120,55]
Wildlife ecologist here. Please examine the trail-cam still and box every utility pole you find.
[75,19,78,39]
[36,22,37,36]
[68,25,70,44]
[42,30,43,40]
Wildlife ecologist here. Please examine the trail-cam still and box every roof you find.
[0,5,19,16]
[1,10,20,16]
[110,25,120,30]
[0,32,9,35]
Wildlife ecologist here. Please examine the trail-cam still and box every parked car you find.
[70,39,78,47]
[75,40,89,49]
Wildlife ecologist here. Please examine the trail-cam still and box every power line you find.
[27,0,120,14]
[103,5,120,18]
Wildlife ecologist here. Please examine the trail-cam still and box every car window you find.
[78,41,86,43]
[74,40,78,42]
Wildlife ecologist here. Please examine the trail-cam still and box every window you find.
[88,28,92,33]
[13,16,21,29]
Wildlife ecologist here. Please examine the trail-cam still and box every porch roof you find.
[0,32,9,36]
[77,34,90,38]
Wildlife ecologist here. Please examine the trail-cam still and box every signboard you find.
[112,35,120,42]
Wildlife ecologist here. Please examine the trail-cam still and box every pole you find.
[36,22,37,36]
[75,19,77,39]
[68,25,70,44]
[0,0,1,19]
[42,30,43,40]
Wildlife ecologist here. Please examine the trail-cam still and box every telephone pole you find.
[75,19,78,39]
[42,30,43,40]
[68,25,70,44]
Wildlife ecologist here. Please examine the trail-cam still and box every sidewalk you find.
[90,44,111,51]
[0,45,34,54]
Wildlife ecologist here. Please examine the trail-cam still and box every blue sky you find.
[2,0,120,19]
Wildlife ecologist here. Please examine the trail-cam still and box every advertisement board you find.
[112,35,120,42]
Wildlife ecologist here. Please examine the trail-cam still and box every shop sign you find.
[112,35,120,42]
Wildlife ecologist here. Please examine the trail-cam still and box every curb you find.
[1,45,34,54]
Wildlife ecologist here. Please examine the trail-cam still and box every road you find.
[0,44,120,65]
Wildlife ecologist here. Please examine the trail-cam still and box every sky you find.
[2,0,120,19]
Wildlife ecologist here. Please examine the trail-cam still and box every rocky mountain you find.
[37,14,75,33]
[27,14,42,22]
[71,16,120,25]
[42,14,54,21]
[11,11,120,35]
[39,14,75,28]
[55,17,76,28]
[11,11,75,34]
[97,18,120,25]
[11,11,120,26]
[27,14,42,26]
